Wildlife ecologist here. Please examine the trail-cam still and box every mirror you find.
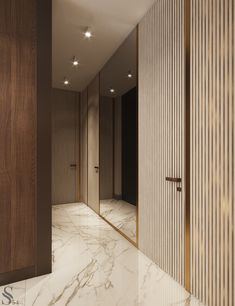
[99,28,138,244]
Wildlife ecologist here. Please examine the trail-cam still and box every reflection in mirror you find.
[99,28,138,243]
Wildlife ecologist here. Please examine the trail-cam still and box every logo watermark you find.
[1,287,20,305]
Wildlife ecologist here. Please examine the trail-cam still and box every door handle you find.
[166,177,182,183]
[70,164,77,168]
[94,166,99,173]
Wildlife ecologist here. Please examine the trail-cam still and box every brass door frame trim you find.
[184,0,191,292]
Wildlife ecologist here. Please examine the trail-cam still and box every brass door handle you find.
[70,164,77,168]
[166,177,182,183]
[94,166,99,173]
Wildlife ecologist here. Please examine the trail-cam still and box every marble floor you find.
[100,199,136,242]
[0,203,205,306]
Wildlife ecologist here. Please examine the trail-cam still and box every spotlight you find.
[127,71,133,78]
[84,27,92,39]
[63,78,70,86]
[72,57,79,66]
[110,88,115,94]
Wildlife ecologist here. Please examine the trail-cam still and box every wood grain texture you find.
[0,0,52,283]
[0,0,36,274]
[80,89,88,203]
[36,0,52,277]
[52,89,80,204]
[87,75,100,214]
[191,0,235,305]
[139,0,185,286]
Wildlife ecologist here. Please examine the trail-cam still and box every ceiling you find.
[100,28,137,98]
[52,0,155,92]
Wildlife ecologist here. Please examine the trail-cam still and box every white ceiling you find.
[52,0,155,92]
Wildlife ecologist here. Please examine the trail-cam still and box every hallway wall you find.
[139,1,235,306]
[0,0,51,285]
[87,75,100,214]
[80,89,88,204]
[52,89,80,204]
[139,0,185,286]
[191,1,235,305]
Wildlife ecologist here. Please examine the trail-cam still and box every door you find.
[138,0,187,288]
[52,89,80,204]
[87,75,100,213]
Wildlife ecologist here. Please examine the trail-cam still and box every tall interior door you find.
[138,0,187,288]
[52,89,80,204]
[87,75,100,213]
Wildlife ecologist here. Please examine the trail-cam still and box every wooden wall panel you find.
[0,0,37,275]
[139,0,185,286]
[0,0,52,284]
[191,1,235,305]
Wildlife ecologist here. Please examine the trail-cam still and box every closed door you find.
[87,75,100,213]
[52,89,79,204]
[139,0,187,288]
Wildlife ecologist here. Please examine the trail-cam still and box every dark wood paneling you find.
[0,0,52,284]
[0,0,36,275]
[0,34,12,273]
[36,0,52,276]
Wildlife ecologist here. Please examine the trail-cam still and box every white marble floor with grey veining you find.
[0,203,205,306]
[100,199,137,242]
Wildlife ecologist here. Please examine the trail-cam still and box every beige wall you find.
[52,89,80,204]
[139,0,235,305]
[87,75,100,213]
[139,0,185,286]
[80,89,88,204]
[191,1,235,305]
[100,97,114,199]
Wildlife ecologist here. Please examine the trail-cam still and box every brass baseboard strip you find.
[99,214,138,248]
[184,0,191,292]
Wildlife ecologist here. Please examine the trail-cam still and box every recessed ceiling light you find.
[110,88,115,93]
[63,78,70,86]
[84,27,92,39]
[127,71,133,78]
[72,57,79,66]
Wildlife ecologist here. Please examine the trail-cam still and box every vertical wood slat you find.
[139,0,185,286]
[191,0,235,305]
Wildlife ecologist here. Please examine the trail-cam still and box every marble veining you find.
[0,203,205,306]
[100,199,137,242]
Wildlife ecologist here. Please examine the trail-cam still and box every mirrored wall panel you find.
[99,28,138,244]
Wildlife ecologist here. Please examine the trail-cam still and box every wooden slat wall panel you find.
[80,89,88,203]
[191,0,235,305]
[139,0,185,285]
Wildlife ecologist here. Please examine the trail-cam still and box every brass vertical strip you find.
[228,3,234,306]
[205,0,209,303]
[184,0,191,292]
